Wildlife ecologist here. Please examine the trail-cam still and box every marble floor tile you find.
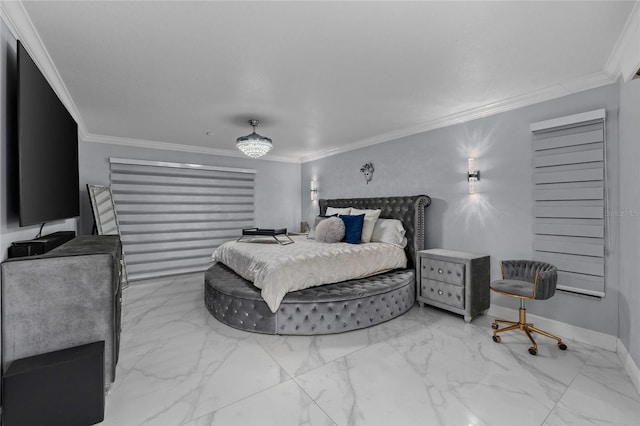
[544,373,640,426]
[253,323,391,377]
[183,380,335,426]
[102,276,288,426]
[385,315,588,426]
[103,330,288,425]
[544,348,640,426]
[375,305,441,335]
[295,341,484,426]
[99,275,640,426]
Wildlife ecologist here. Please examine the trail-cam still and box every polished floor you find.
[100,273,640,426]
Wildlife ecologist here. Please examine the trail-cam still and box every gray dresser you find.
[1,236,122,387]
[417,249,490,322]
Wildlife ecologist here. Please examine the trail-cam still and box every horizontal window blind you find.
[530,109,606,297]
[109,158,255,281]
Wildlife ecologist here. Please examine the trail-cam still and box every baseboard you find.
[617,338,640,396]
[488,305,617,351]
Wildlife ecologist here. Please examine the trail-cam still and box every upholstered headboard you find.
[319,195,431,268]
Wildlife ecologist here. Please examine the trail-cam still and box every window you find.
[109,158,255,281]
[531,109,606,297]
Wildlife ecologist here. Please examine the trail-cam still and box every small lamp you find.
[468,158,480,194]
[310,181,318,200]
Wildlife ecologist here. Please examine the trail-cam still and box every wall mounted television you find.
[17,40,79,227]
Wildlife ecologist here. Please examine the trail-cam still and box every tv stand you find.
[8,231,75,258]
[1,236,122,387]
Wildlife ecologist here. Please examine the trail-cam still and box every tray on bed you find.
[237,228,294,245]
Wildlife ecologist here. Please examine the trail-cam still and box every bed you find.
[204,195,431,335]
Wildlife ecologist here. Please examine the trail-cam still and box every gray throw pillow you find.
[307,215,335,239]
[315,217,346,243]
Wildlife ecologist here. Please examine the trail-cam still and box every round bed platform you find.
[204,195,431,335]
[205,263,416,335]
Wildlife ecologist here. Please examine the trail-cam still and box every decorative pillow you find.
[307,215,336,240]
[326,207,351,216]
[314,217,346,243]
[350,208,381,243]
[338,214,365,244]
[371,218,407,247]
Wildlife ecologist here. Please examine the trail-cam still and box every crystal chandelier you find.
[236,119,273,158]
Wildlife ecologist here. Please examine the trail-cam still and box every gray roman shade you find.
[109,158,255,281]
[530,109,606,297]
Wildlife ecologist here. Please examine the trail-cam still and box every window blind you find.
[109,158,255,282]
[530,109,606,297]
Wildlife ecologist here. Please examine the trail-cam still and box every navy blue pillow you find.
[339,214,365,244]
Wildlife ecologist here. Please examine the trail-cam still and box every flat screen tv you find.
[17,40,79,227]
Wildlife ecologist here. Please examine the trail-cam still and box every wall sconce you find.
[467,158,480,194]
[310,181,318,200]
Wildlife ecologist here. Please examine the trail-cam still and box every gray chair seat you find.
[490,279,535,298]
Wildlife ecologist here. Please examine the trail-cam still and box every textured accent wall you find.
[301,82,622,336]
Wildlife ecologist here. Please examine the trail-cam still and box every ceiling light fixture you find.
[236,119,273,158]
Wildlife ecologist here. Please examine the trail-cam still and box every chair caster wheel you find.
[492,335,501,343]
[528,347,537,356]
[558,343,567,350]
[491,322,498,330]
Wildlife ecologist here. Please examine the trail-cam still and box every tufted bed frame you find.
[204,195,431,335]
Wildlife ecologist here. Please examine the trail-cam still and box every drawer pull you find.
[438,290,443,295]
[438,268,443,274]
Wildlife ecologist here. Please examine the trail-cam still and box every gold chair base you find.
[492,307,567,355]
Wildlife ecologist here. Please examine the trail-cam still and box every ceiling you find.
[15,1,637,162]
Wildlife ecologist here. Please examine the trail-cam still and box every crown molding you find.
[81,131,300,164]
[0,0,87,133]
[559,70,618,93]
[300,74,616,163]
[605,1,640,82]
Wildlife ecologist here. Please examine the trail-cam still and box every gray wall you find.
[617,77,640,367]
[302,82,622,336]
[78,141,301,237]
[0,18,77,262]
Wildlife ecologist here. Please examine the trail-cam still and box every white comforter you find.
[211,236,407,313]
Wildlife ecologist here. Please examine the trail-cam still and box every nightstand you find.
[417,249,490,322]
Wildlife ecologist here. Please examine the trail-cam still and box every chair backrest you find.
[501,260,558,300]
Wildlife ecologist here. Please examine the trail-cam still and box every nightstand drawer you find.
[421,278,465,309]
[421,259,465,286]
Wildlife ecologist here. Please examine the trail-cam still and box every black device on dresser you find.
[7,230,76,258]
